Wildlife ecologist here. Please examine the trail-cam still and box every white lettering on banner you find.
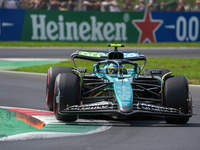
[66,22,79,41]
[58,15,65,40]
[176,16,199,42]
[79,22,91,41]
[47,21,58,41]
[115,23,127,41]
[30,15,127,42]
[31,15,47,40]
[91,16,104,41]
[103,22,114,42]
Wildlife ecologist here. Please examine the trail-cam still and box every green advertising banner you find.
[22,10,144,43]
[21,10,200,43]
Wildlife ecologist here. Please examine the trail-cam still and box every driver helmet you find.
[108,63,126,74]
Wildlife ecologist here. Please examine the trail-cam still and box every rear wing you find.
[71,50,146,69]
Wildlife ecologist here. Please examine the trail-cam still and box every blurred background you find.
[0,0,199,12]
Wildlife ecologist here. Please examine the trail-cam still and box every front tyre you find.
[164,76,189,124]
[54,73,79,121]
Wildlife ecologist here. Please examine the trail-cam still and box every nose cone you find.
[113,80,133,113]
[119,105,132,113]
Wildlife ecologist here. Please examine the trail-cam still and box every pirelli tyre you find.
[54,73,80,121]
[164,76,189,124]
[46,66,73,111]
[144,69,170,77]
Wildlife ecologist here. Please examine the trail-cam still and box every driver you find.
[107,63,127,74]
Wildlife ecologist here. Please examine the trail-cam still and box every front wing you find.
[58,101,192,118]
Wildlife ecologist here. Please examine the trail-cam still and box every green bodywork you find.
[71,44,146,113]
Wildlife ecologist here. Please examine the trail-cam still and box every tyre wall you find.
[0,9,200,43]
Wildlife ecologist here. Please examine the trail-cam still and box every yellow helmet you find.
[108,63,126,74]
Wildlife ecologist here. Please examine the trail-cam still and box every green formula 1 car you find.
[46,44,193,124]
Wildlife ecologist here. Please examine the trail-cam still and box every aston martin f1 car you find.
[46,44,193,124]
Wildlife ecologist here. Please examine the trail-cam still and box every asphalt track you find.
[0,47,200,58]
[0,47,200,150]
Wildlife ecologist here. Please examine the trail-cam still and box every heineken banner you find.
[0,9,200,43]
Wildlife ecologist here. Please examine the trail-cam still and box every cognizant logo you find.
[79,51,108,57]
[30,15,128,42]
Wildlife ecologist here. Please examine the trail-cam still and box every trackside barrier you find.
[0,9,200,43]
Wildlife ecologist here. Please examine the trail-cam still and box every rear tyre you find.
[46,66,72,111]
[164,76,189,124]
[54,73,79,121]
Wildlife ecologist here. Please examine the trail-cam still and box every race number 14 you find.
[176,16,199,42]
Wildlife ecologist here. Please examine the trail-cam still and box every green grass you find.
[0,41,200,48]
[11,57,200,85]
